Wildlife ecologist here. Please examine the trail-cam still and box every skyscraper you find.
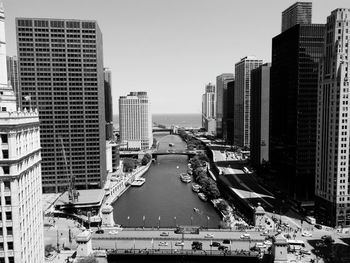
[202,83,216,135]
[270,21,325,202]
[16,18,106,193]
[223,80,235,145]
[0,3,44,261]
[119,92,152,150]
[216,73,234,138]
[315,8,350,227]
[6,56,19,106]
[104,67,113,140]
[281,2,312,32]
[234,56,262,147]
[250,63,271,167]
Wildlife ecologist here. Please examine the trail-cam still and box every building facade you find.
[16,18,106,193]
[250,63,271,167]
[119,92,152,150]
[315,8,350,227]
[234,56,262,147]
[104,68,113,140]
[223,80,235,145]
[216,73,234,138]
[0,3,44,261]
[6,56,19,107]
[201,83,216,135]
[281,2,312,32]
[270,23,325,202]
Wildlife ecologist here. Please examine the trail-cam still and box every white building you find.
[315,8,350,227]
[202,83,216,135]
[119,92,152,150]
[0,2,44,262]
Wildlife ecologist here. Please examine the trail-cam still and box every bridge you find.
[152,151,196,159]
[152,128,174,134]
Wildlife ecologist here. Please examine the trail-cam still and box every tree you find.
[123,158,137,172]
[141,153,152,165]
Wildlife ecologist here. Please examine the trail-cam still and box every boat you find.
[198,193,208,201]
[131,178,146,187]
[169,143,174,147]
[191,183,201,193]
[180,173,192,183]
[193,208,199,212]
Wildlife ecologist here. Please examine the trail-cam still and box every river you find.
[112,134,221,228]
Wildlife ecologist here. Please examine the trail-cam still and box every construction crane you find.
[58,136,79,203]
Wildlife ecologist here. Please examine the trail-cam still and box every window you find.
[6,227,12,236]
[8,258,14,263]
[4,181,10,191]
[5,212,12,221]
[0,134,7,143]
[0,228,2,236]
[3,166,9,175]
[2,150,8,159]
[7,242,13,250]
[0,243,3,250]
[5,197,11,206]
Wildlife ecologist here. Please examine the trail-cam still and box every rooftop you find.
[55,189,105,208]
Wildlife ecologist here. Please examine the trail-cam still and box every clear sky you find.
[2,0,350,114]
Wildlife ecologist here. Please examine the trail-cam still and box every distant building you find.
[270,22,325,202]
[104,68,114,140]
[6,56,19,106]
[216,73,234,138]
[234,56,262,147]
[315,8,350,227]
[119,92,152,150]
[16,18,107,193]
[0,3,45,261]
[281,1,312,32]
[250,63,270,167]
[223,80,235,145]
[202,83,216,135]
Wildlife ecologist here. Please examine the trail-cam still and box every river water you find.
[112,134,221,228]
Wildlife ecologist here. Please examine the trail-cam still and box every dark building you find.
[270,23,325,203]
[17,18,106,193]
[104,68,113,140]
[281,2,312,32]
[223,80,235,145]
[250,63,270,168]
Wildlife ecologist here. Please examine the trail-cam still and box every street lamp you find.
[174,216,177,227]
[207,216,210,229]
[158,216,161,229]
[143,216,145,228]
[127,216,130,228]
[190,216,193,226]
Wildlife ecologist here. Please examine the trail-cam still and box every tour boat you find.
[198,193,208,201]
[191,183,201,193]
[180,173,192,183]
[193,208,199,213]
[131,178,146,187]
[169,143,175,147]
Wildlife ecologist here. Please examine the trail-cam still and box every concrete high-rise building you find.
[202,83,216,135]
[6,56,19,107]
[315,8,350,227]
[0,3,45,261]
[16,18,106,193]
[119,92,152,150]
[223,80,235,145]
[234,56,262,147]
[216,73,234,138]
[250,63,271,167]
[104,68,113,140]
[270,21,325,202]
[281,2,312,32]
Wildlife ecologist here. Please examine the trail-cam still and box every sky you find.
[2,0,350,114]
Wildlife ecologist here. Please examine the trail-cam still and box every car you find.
[260,230,268,236]
[300,249,311,255]
[264,240,272,246]
[222,239,231,244]
[210,241,221,247]
[315,224,322,230]
[95,229,104,234]
[160,232,169,236]
[240,233,250,239]
[175,241,184,246]
[218,245,228,251]
[302,232,312,237]
[191,241,202,250]
[158,241,168,246]
[109,230,118,235]
[255,242,267,249]
[204,233,214,239]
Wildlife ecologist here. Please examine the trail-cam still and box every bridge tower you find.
[76,231,93,257]
[101,204,115,227]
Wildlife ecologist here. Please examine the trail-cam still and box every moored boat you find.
[191,183,201,192]
[198,192,208,201]
[131,178,146,186]
[180,173,192,183]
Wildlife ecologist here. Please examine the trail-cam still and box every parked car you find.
[158,241,168,246]
[175,241,184,246]
[255,242,267,249]
[260,230,268,236]
[264,240,272,246]
[95,229,104,234]
[315,224,322,230]
[210,241,221,247]
[109,230,118,235]
[240,233,250,239]
[160,232,169,236]
[302,232,312,237]
[223,239,231,244]
[204,233,214,239]
[218,245,228,251]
